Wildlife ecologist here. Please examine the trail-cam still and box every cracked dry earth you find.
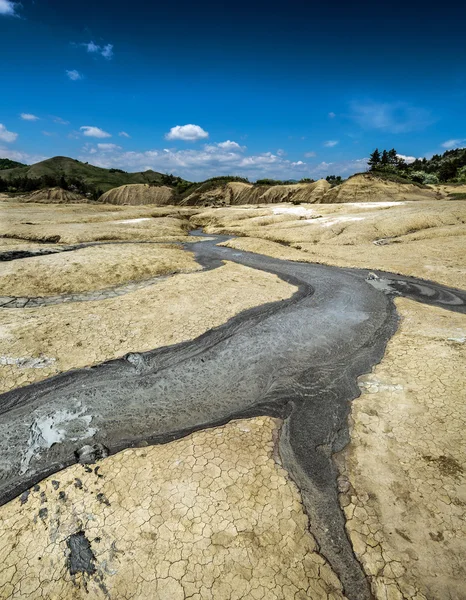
[0,201,465,600]
[0,261,292,393]
[0,417,346,600]
[338,298,466,600]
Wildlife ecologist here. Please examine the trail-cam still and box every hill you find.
[0,156,169,194]
[0,158,27,171]
[99,184,174,205]
[323,173,438,203]
[368,147,466,184]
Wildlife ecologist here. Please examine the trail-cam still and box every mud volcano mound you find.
[324,173,439,203]
[25,187,86,203]
[180,179,331,206]
[99,184,174,205]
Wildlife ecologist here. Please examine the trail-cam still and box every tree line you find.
[368,147,466,184]
[0,173,104,200]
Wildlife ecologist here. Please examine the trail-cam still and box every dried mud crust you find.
[338,298,466,600]
[0,417,347,600]
[194,200,466,289]
[0,201,199,244]
[0,261,294,393]
[0,243,200,297]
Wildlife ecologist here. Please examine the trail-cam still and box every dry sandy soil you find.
[338,298,466,600]
[0,262,294,393]
[0,243,200,296]
[0,201,197,243]
[0,417,345,600]
[0,199,464,600]
[194,201,466,288]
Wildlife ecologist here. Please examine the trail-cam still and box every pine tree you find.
[381,150,389,167]
[368,148,381,170]
[388,148,398,166]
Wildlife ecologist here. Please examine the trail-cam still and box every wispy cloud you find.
[119,131,131,138]
[0,124,18,142]
[323,140,339,147]
[20,113,39,121]
[328,112,336,118]
[304,151,316,158]
[66,69,83,81]
[97,143,121,152]
[310,158,369,178]
[78,140,368,182]
[165,124,209,141]
[214,140,246,151]
[0,0,19,16]
[350,100,433,133]
[80,41,114,60]
[53,116,70,125]
[80,126,111,138]
[0,147,47,164]
[397,154,417,164]
[441,138,466,149]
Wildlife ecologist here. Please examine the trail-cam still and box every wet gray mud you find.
[0,233,465,600]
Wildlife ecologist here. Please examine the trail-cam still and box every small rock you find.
[75,443,110,465]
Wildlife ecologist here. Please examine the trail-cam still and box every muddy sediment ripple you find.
[0,234,465,600]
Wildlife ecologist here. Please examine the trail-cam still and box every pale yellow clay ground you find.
[195,201,466,288]
[0,201,198,225]
[0,262,294,392]
[0,202,199,244]
[0,243,200,296]
[336,299,466,600]
[0,417,346,600]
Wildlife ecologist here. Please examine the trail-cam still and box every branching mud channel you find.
[0,232,465,600]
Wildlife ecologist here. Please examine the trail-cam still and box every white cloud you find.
[323,140,339,147]
[276,148,286,156]
[208,140,245,152]
[53,116,70,125]
[66,69,83,81]
[42,131,55,137]
[85,41,100,53]
[328,112,336,118]
[20,113,39,121]
[101,44,114,59]
[81,41,114,60]
[0,124,18,143]
[217,140,244,151]
[80,126,111,138]
[0,0,18,16]
[350,100,433,133]
[397,154,416,164]
[441,138,466,149]
[97,143,121,152]
[0,147,47,164]
[165,124,209,141]
[76,139,369,182]
[119,131,131,138]
[304,151,316,158]
[310,158,369,178]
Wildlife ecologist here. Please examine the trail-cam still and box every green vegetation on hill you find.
[0,158,27,171]
[368,147,466,184]
[0,156,174,197]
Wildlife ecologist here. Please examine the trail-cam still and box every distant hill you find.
[0,156,170,192]
[0,158,27,171]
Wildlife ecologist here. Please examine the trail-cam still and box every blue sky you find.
[1,0,465,181]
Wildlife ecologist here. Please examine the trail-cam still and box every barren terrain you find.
[0,198,464,600]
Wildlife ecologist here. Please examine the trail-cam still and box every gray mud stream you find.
[0,232,465,599]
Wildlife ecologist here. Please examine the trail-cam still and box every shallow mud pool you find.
[0,231,465,600]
